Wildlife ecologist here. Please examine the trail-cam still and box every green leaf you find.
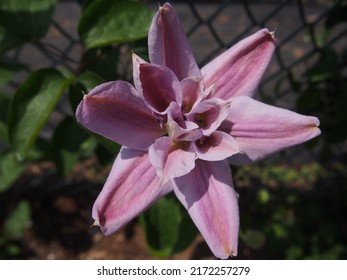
[8,68,74,160]
[78,0,153,49]
[140,196,181,257]
[4,200,31,239]
[0,0,56,53]
[0,150,25,192]
[78,71,104,92]
[81,47,119,81]
[140,195,198,258]
[173,207,198,253]
[51,117,90,176]
[0,61,25,86]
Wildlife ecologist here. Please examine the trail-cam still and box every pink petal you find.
[139,63,182,113]
[194,131,240,161]
[201,29,276,99]
[166,119,202,141]
[148,3,201,80]
[222,96,321,164]
[186,98,231,136]
[148,136,197,184]
[76,81,164,150]
[166,102,202,141]
[92,147,173,235]
[174,159,239,259]
[180,76,204,113]
[132,53,149,97]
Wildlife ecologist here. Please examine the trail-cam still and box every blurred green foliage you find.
[235,161,347,259]
[0,201,31,259]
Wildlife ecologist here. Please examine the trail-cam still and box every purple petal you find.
[174,159,239,259]
[195,131,240,161]
[166,102,202,140]
[148,136,197,184]
[76,81,164,150]
[181,76,204,113]
[186,98,231,136]
[139,63,182,114]
[201,29,276,99]
[132,53,149,96]
[92,147,173,235]
[148,3,201,80]
[221,96,321,164]
[166,119,202,141]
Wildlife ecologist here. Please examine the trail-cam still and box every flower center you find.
[170,140,191,150]
[195,113,207,128]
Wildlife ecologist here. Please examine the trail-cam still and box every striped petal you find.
[174,159,239,259]
[222,96,321,164]
[201,29,276,99]
[148,2,201,80]
[92,147,173,235]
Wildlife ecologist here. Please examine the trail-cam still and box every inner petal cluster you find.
[139,64,240,181]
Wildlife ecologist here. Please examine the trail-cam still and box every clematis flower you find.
[76,2,320,259]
